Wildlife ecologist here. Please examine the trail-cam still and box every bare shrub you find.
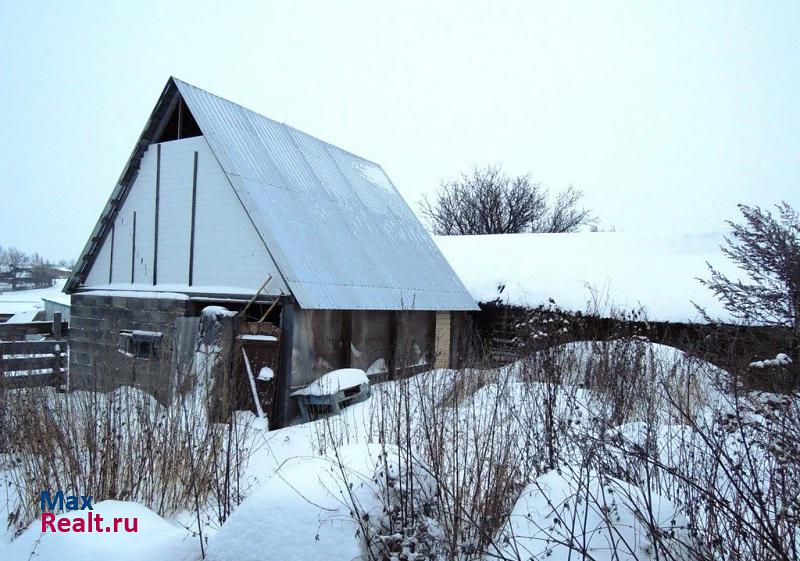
[316,311,799,560]
[419,165,595,235]
[0,334,255,542]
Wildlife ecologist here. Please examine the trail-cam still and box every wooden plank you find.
[0,340,65,354]
[339,310,352,368]
[1,372,60,389]
[189,150,198,286]
[275,299,295,429]
[153,143,161,285]
[131,210,137,283]
[387,311,399,378]
[0,321,69,338]
[109,224,115,283]
[53,312,62,339]
[1,356,63,372]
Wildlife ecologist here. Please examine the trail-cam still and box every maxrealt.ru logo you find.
[40,491,138,533]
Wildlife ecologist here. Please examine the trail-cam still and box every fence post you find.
[51,342,63,391]
[52,312,62,340]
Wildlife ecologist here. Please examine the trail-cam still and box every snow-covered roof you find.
[6,309,41,324]
[67,78,477,312]
[435,231,742,323]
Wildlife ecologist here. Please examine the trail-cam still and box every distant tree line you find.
[0,246,73,291]
[420,164,596,235]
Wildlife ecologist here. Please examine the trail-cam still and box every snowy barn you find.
[436,231,751,363]
[435,230,740,322]
[65,77,477,426]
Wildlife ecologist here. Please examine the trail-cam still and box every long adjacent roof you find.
[67,77,478,311]
[436,231,739,322]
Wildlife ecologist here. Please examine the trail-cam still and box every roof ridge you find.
[172,77,383,168]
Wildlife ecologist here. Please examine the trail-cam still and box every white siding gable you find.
[83,136,288,296]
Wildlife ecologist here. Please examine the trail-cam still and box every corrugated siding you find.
[84,231,111,286]
[175,79,478,311]
[156,139,193,284]
[81,135,288,295]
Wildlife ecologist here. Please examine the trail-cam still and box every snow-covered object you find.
[240,334,277,342]
[258,366,274,381]
[1,501,198,561]
[366,358,388,376]
[201,305,237,318]
[81,289,190,300]
[491,468,688,561]
[436,231,744,322]
[131,330,162,338]
[291,368,369,396]
[750,353,793,369]
[5,310,40,323]
[206,444,389,561]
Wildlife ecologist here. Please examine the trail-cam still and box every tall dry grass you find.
[0,333,255,542]
[319,308,799,561]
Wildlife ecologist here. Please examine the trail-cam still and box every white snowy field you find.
[436,231,743,322]
[0,279,68,318]
[0,340,796,561]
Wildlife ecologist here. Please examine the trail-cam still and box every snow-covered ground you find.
[0,279,68,318]
[436,231,744,322]
[0,340,794,560]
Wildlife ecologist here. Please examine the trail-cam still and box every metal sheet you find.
[175,79,478,311]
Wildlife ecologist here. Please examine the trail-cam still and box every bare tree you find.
[419,165,595,235]
[57,258,75,270]
[698,202,800,354]
[0,247,30,290]
[28,253,56,288]
[531,185,596,234]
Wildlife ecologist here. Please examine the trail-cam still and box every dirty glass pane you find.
[395,311,432,369]
[351,311,392,376]
[291,310,343,386]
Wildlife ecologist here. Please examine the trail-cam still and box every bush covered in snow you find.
[311,337,799,560]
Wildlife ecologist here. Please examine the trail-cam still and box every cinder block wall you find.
[69,293,191,401]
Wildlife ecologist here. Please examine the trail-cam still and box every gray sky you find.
[1,1,798,262]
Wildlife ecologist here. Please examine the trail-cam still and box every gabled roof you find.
[67,77,478,311]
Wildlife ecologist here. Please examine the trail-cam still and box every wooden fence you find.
[0,312,68,390]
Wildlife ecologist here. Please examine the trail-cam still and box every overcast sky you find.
[1,1,798,262]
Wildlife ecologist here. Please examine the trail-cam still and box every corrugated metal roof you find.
[173,78,477,311]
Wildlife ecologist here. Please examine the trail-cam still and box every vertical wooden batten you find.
[131,211,137,284]
[188,151,198,286]
[153,144,161,285]
[387,311,399,378]
[108,225,115,284]
[177,98,183,140]
[339,310,352,368]
[275,298,295,429]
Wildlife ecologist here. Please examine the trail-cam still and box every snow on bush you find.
[491,467,688,561]
[749,352,794,369]
[206,443,436,561]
